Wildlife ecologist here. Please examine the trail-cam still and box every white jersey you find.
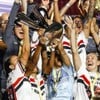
[62,31,87,67]
[7,62,34,100]
[73,64,91,100]
[29,75,46,100]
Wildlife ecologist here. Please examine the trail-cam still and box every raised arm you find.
[40,36,54,74]
[51,38,71,66]
[48,2,54,21]
[60,0,77,17]
[19,24,30,66]
[88,0,96,19]
[31,43,42,65]
[53,0,61,23]
[4,0,21,41]
[90,18,100,45]
[77,0,90,17]
[21,0,27,14]
[41,48,49,74]
[83,0,96,39]
[64,15,82,71]
[83,19,91,38]
[70,23,81,71]
[58,40,71,66]
[42,49,55,75]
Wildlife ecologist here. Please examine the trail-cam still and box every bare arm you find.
[65,16,81,71]
[21,0,27,14]
[88,0,96,19]
[31,43,42,66]
[71,26,81,72]
[58,40,71,66]
[83,0,96,38]
[42,48,51,74]
[54,0,61,23]
[60,0,77,17]
[38,31,53,74]
[51,38,71,66]
[90,18,100,45]
[20,25,30,66]
[77,0,90,16]
[41,39,56,74]
[48,2,54,21]
[83,19,91,38]
[48,50,55,69]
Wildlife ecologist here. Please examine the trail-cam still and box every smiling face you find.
[74,17,83,29]
[86,53,98,72]
[14,22,24,40]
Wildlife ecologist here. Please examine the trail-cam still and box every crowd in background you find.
[0,0,100,100]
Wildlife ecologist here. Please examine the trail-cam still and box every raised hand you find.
[90,18,96,34]
[64,15,76,32]
[64,15,73,29]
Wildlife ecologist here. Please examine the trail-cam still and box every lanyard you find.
[52,68,61,93]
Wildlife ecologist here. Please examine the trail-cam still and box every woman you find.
[5,25,33,100]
